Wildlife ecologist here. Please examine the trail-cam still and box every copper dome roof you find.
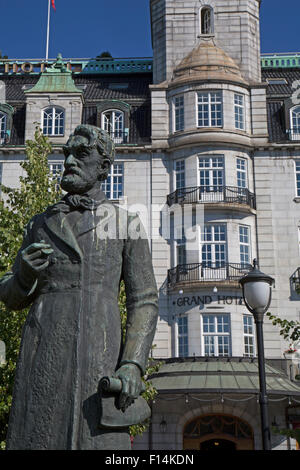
[172,39,247,86]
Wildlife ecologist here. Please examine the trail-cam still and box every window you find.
[42,107,64,136]
[175,160,185,190]
[202,314,231,356]
[266,78,287,85]
[177,239,186,266]
[201,224,227,269]
[200,7,214,35]
[234,94,245,130]
[291,107,300,139]
[237,158,247,189]
[177,316,188,357]
[0,112,7,144]
[198,156,224,198]
[295,160,300,197]
[243,315,255,357]
[239,226,251,267]
[197,92,222,127]
[102,110,125,144]
[101,163,124,200]
[48,163,63,191]
[174,95,184,132]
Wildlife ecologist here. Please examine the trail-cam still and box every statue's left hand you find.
[115,363,142,412]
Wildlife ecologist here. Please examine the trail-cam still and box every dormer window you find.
[42,106,65,136]
[102,110,126,144]
[200,6,214,35]
[290,106,300,140]
[0,112,7,144]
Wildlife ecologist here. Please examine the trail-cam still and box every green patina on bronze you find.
[24,54,83,94]
[0,124,158,450]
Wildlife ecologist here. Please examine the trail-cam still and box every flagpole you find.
[46,0,51,61]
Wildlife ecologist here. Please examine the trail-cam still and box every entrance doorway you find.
[183,414,254,450]
[200,438,236,450]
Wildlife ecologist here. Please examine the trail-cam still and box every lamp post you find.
[239,259,274,451]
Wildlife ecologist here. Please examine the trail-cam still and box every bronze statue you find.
[0,125,158,450]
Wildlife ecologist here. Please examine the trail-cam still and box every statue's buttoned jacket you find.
[0,197,158,449]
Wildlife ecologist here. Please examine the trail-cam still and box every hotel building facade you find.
[1,0,300,450]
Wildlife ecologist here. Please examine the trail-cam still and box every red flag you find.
[51,0,56,10]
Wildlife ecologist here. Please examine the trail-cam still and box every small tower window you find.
[200,7,214,35]
[42,106,65,136]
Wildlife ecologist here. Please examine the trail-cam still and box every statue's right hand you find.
[19,241,54,286]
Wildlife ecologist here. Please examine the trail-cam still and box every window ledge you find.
[293,197,300,203]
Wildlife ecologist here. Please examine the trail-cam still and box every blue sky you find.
[0,0,299,59]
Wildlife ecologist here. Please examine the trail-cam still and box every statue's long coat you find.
[0,195,158,449]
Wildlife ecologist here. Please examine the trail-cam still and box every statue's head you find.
[61,124,115,194]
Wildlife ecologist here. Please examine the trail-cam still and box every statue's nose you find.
[65,154,77,166]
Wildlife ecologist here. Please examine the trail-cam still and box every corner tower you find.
[150,0,262,84]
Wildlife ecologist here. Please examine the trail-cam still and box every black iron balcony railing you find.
[167,185,256,209]
[106,131,129,145]
[0,133,10,146]
[287,128,300,141]
[167,262,252,287]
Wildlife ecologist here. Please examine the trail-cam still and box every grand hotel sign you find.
[0,58,153,75]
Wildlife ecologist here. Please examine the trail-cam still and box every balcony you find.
[105,131,129,145]
[167,185,256,210]
[288,128,300,141]
[167,262,252,289]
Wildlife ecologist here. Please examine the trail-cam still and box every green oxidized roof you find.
[25,54,83,94]
[149,358,300,396]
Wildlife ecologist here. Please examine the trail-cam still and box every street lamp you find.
[239,259,275,451]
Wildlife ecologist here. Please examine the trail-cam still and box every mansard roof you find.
[262,68,300,143]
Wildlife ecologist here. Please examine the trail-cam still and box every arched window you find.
[102,110,125,144]
[0,112,7,144]
[200,6,214,35]
[42,106,65,136]
[291,106,300,139]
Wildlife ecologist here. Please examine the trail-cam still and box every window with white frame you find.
[197,92,222,128]
[174,95,184,132]
[234,94,245,130]
[198,156,224,193]
[0,112,7,144]
[101,163,124,200]
[201,224,227,269]
[239,226,251,267]
[201,314,231,357]
[236,158,247,189]
[42,107,65,136]
[175,160,185,190]
[177,316,188,357]
[295,160,300,197]
[243,315,255,357]
[291,106,300,138]
[102,110,125,144]
[48,163,63,190]
[200,7,214,35]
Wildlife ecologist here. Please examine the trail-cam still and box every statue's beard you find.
[61,173,95,195]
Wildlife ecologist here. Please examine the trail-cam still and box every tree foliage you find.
[0,126,61,449]
[266,312,300,345]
